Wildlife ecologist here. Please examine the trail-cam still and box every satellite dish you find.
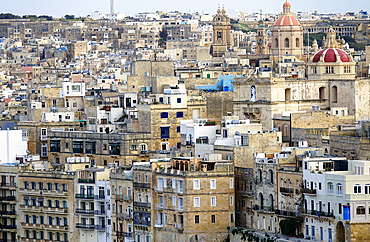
[26,150,30,154]
[173,145,177,150]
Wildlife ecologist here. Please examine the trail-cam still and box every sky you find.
[2,0,369,18]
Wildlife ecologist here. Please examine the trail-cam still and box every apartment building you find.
[75,168,112,242]
[132,163,153,242]
[0,165,18,242]
[110,166,134,242]
[47,130,153,167]
[18,164,78,242]
[152,156,235,242]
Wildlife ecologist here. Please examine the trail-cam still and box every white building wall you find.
[0,129,28,164]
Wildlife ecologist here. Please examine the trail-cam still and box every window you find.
[177,126,180,133]
[159,97,163,103]
[241,135,249,146]
[41,143,48,157]
[211,196,216,207]
[172,196,176,207]
[325,66,334,74]
[211,215,216,223]
[195,215,199,224]
[193,197,200,207]
[172,178,176,189]
[365,184,370,194]
[193,179,200,190]
[132,145,136,151]
[31,182,36,189]
[50,140,60,152]
[327,183,333,194]
[230,178,233,189]
[47,183,52,190]
[62,184,67,191]
[356,206,365,215]
[319,182,322,190]
[295,38,299,47]
[24,181,29,189]
[176,112,183,118]
[354,184,362,194]
[210,179,216,189]
[337,184,342,195]
[230,196,234,206]
[161,112,168,118]
[285,38,289,48]
[160,127,169,139]
[338,203,342,214]
[177,98,181,103]
[55,183,60,191]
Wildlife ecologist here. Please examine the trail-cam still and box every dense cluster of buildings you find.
[0,1,370,242]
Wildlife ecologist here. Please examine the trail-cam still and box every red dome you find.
[312,49,350,63]
[274,15,300,26]
[283,1,291,7]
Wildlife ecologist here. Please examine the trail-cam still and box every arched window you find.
[268,170,273,184]
[285,38,289,48]
[275,38,278,48]
[285,88,291,101]
[319,87,326,100]
[258,169,262,183]
[295,38,299,47]
[327,182,333,194]
[332,86,337,103]
[336,183,342,195]
[251,86,256,102]
[356,206,365,214]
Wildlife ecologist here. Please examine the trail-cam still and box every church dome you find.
[274,1,300,26]
[312,48,350,63]
[274,16,300,26]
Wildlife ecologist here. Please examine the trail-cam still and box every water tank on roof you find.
[231,120,240,124]
[235,131,240,136]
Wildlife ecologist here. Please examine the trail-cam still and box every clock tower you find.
[256,23,268,55]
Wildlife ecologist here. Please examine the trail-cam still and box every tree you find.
[64,14,75,20]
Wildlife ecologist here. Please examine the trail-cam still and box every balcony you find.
[0,183,16,188]
[0,196,16,202]
[110,149,120,156]
[78,179,95,183]
[275,209,299,217]
[114,194,131,201]
[134,202,151,208]
[239,190,254,197]
[174,223,184,230]
[280,187,294,194]
[44,224,68,231]
[95,225,106,230]
[76,223,95,229]
[134,220,150,226]
[154,220,163,228]
[20,222,42,229]
[0,225,16,230]
[20,205,42,212]
[133,182,150,189]
[154,186,163,193]
[94,210,106,215]
[309,210,334,218]
[75,194,95,199]
[43,207,68,214]
[123,213,133,219]
[302,188,317,195]
[116,232,133,238]
[0,210,16,216]
[175,206,183,212]
[75,209,95,215]
[155,203,164,210]
[140,150,147,156]
[96,195,105,200]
